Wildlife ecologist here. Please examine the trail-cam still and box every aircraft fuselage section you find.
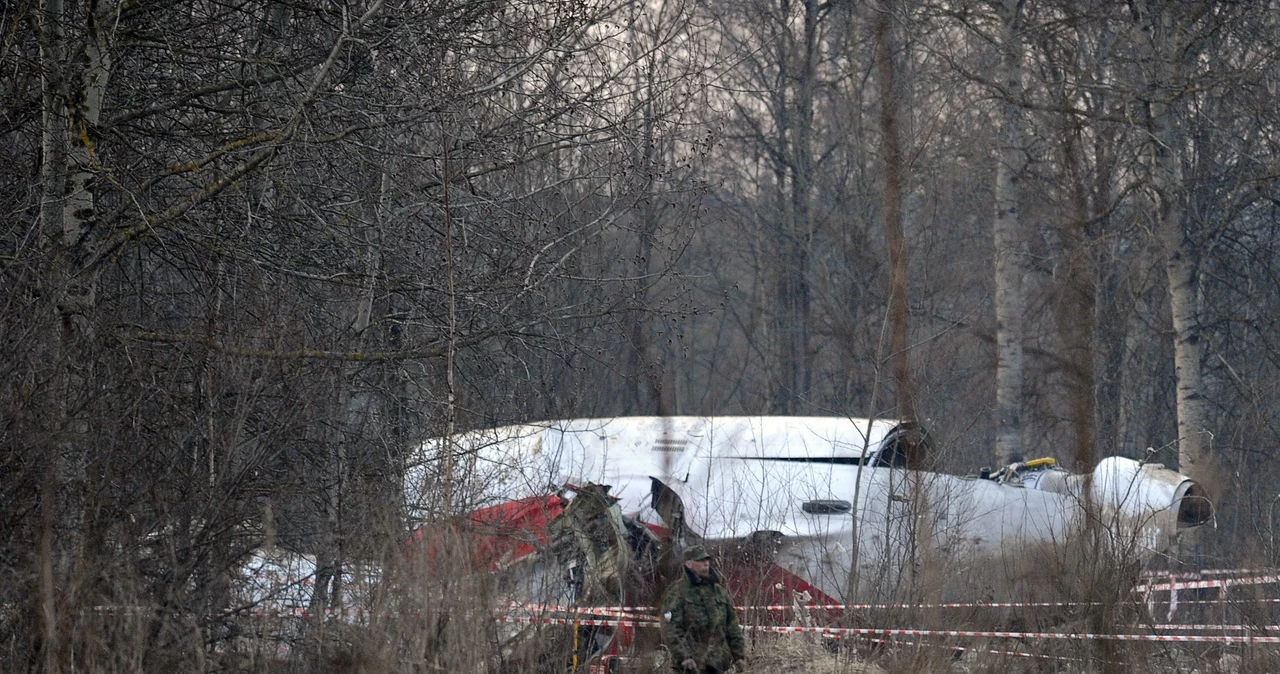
[404,417,1210,599]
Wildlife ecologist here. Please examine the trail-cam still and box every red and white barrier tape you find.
[737,602,1089,610]
[507,603,653,619]
[1149,598,1280,605]
[1144,624,1280,632]
[498,615,656,628]
[495,615,1280,644]
[1140,568,1275,580]
[742,624,1280,644]
[509,602,656,614]
[857,635,1084,662]
[227,607,372,619]
[513,601,1104,613]
[512,596,1280,614]
[1136,574,1280,592]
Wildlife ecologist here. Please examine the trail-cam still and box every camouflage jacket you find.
[659,568,746,672]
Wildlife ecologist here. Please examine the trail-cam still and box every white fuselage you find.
[404,417,1208,600]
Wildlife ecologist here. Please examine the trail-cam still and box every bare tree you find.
[873,0,921,464]
[991,0,1027,467]
[3,0,713,667]
[1129,0,1210,480]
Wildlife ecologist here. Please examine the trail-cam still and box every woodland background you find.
[4,0,1280,671]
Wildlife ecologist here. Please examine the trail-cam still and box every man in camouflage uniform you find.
[660,545,746,673]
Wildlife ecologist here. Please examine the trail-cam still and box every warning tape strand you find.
[227,607,372,619]
[75,605,1280,645]
[1144,624,1280,632]
[1136,574,1280,592]
[1140,568,1276,580]
[511,596,1280,613]
[851,635,1084,662]
[495,615,1280,643]
[512,601,1109,613]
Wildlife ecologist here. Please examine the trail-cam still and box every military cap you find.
[681,545,713,562]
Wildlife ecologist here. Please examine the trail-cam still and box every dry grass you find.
[742,636,888,674]
[8,517,1280,674]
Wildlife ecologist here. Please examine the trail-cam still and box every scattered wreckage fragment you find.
[408,481,828,671]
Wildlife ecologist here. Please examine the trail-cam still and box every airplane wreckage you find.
[401,418,1213,639]
[233,416,1215,664]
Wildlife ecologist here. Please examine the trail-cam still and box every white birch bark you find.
[1134,1,1208,478]
[1156,121,1208,478]
[992,0,1026,467]
[62,4,113,252]
[36,0,66,249]
[33,1,116,669]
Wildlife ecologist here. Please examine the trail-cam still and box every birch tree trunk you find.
[992,0,1026,467]
[1154,97,1208,481]
[36,0,65,250]
[33,0,67,668]
[1134,1,1209,478]
[33,0,116,668]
